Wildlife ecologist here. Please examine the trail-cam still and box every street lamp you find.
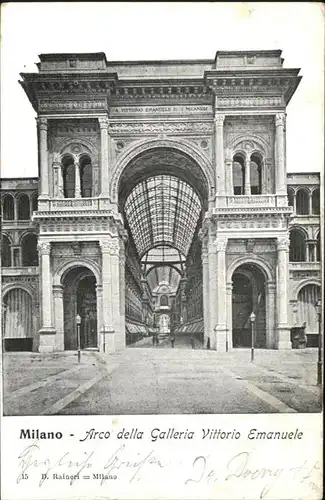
[315,299,322,386]
[250,312,256,362]
[76,314,81,363]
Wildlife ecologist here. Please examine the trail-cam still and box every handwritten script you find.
[17,442,321,498]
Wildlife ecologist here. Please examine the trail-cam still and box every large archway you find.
[231,263,267,348]
[117,145,210,347]
[62,266,98,350]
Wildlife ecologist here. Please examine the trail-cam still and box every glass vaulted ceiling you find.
[124,175,202,293]
[124,175,202,258]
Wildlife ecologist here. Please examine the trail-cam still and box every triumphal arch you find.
[17,50,305,352]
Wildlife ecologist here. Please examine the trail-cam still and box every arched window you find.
[250,153,262,195]
[287,188,295,208]
[296,189,309,215]
[160,294,168,307]
[32,194,38,212]
[22,233,39,266]
[312,189,320,214]
[289,229,306,262]
[2,194,15,220]
[17,194,30,220]
[316,233,320,262]
[80,155,92,198]
[233,154,245,195]
[1,235,11,267]
[62,156,75,198]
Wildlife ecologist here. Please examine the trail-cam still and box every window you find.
[2,194,15,220]
[296,189,309,215]
[22,233,39,266]
[289,229,306,262]
[250,153,262,195]
[62,156,75,198]
[233,154,245,195]
[32,194,38,212]
[287,188,295,208]
[80,155,92,198]
[312,189,320,214]
[1,235,11,267]
[160,294,169,307]
[316,233,320,262]
[17,194,30,220]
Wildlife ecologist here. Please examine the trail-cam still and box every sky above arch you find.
[1,2,324,178]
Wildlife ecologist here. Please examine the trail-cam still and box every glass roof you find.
[124,175,202,259]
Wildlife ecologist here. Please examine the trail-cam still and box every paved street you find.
[2,338,322,416]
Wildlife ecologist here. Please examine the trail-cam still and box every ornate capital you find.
[52,285,63,298]
[277,236,290,251]
[215,236,228,252]
[98,116,109,129]
[100,239,119,255]
[266,282,276,292]
[37,117,48,131]
[214,114,225,127]
[275,113,286,128]
[37,241,51,255]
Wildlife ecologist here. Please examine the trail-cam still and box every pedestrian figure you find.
[207,337,210,350]
[152,334,156,346]
[170,334,175,348]
[190,336,195,349]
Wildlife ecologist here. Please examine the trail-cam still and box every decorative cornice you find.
[218,96,282,108]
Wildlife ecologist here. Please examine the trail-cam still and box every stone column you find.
[110,238,122,349]
[208,237,218,349]
[214,114,225,196]
[275,113,286,195]
[100,239,115,352]
[99,117,109,198]
[266,282,276,348]
[225,156,233,195]
[276,237,291,349]
[244,154,251,195]
[293,191,297,213]
[226,281,233,350]
[118,241,126,350]
[215,236,228,351]
[96,285,103,351]
[74,157,81,198]
[53,284,64,351]
[37,118,49,199]
[201,236,210,345]
[38,241,56,352]
[308,193,313,215]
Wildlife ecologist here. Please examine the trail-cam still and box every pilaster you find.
[99,116,109,198]
[215,236,228,351]
[37,241,56,352]
[276,236,291,349]
[37,117,49,199]
[214,112,226,202]
[275,113,287,196]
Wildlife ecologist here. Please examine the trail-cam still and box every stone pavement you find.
[2,344,322,416]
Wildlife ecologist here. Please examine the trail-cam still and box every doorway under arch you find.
[62,266,98,350]
[232,263,266,348]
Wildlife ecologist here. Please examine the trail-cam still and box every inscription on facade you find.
[110,105,213,115]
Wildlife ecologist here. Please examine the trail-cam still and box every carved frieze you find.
[39,99,107,112]
[109,122,213,135]
[218,96,282,107]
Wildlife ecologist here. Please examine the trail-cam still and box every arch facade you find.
[110,138,214,203]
